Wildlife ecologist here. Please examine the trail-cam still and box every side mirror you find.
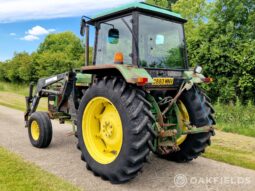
[108,28,119,44]
[80,18,86,36]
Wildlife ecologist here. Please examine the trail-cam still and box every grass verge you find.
[0,81,29,96]
[0,147,80,191]
[214,102,255,137]
[0,82,47,111]
[203,130,255,170]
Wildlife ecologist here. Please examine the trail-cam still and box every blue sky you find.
[0,0,138,61]
[0,17,89,61]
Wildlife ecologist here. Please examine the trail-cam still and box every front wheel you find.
[28,112,52,148]
[77,77,154,184]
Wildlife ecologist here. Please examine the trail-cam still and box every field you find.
[0,81,254,171]
[0,147,80,191]
[0,81,47,111]
[203,131,255,170]
[215,102,255,137]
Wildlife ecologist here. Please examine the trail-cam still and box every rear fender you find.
[81,64,153,85]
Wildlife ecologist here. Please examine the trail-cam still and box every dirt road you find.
[0,105,254,191]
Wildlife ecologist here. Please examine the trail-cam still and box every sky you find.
[0,0,140,61]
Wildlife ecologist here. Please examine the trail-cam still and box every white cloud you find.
[26,26,55,36]
[20,25,56,41]
[0,0,139,23]
[20,35,39,41]
[9,33,16,36]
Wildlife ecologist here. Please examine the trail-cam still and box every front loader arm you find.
[24,72,76,127]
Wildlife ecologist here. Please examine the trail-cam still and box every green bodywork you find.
[78,66,206,86]
[76,73,92,86]
[115,65,154,83]
[81,64,154,84]
[91,2,184,21]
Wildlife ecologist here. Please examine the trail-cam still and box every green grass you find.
[214,101,255,137]
[203,130,255,170]
[0,81,29,96]
[0,81,47,111]
[0,147,81,191]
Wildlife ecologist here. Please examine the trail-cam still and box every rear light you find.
[203,77,213,83]
[136,77,148,85]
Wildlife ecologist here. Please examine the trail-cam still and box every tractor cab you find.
[83,2,188,70]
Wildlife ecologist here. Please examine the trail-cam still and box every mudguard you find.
[81,64,153,84]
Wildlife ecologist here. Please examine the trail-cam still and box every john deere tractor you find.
[24,2,215,184]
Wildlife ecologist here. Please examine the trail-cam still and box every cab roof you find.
[87,2,186,24]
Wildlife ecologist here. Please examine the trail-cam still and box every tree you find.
[186,0,255,103]
[33,32,85,78]
[14,52,33,82]
[146,0,178,9]
[0,62,5,81]
[0,32,88,83]
[1,52,33,82]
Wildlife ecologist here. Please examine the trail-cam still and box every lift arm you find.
[24,72,76,127]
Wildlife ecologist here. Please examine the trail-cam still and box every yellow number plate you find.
[152,78,174,85]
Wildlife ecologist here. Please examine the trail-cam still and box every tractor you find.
[24,2,215,184]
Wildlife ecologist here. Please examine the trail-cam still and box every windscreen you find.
[139,14,186,69]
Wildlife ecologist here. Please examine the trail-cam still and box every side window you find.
[96,16,132,65]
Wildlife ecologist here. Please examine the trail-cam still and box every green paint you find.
[146,94,160,151]
[166,103,181,142]
[147,94,161,118]
[92,2,183,21]
[54,96,58,107]
[76,73,92,85]
[114,65,154,83]
[182,126,213,134]
[147,94,187,149]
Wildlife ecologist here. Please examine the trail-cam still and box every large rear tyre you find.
[164,86,215,162]
[77,77,154,184]
[28,112,53,148]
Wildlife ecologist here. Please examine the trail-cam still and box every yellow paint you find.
[31,120,40,141]
[176,101,189,146]
[82,97,123,164]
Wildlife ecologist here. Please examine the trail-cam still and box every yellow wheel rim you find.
[176,101,190,146]
[31,120,40,141]
[82,97,123,164]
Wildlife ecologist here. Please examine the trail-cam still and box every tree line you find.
[0,32,88,83]
[1,0,255,104]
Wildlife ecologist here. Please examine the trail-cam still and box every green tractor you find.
[24,2,215,184]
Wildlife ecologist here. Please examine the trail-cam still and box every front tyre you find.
[28,112,53,148]
[77,77,154,184]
